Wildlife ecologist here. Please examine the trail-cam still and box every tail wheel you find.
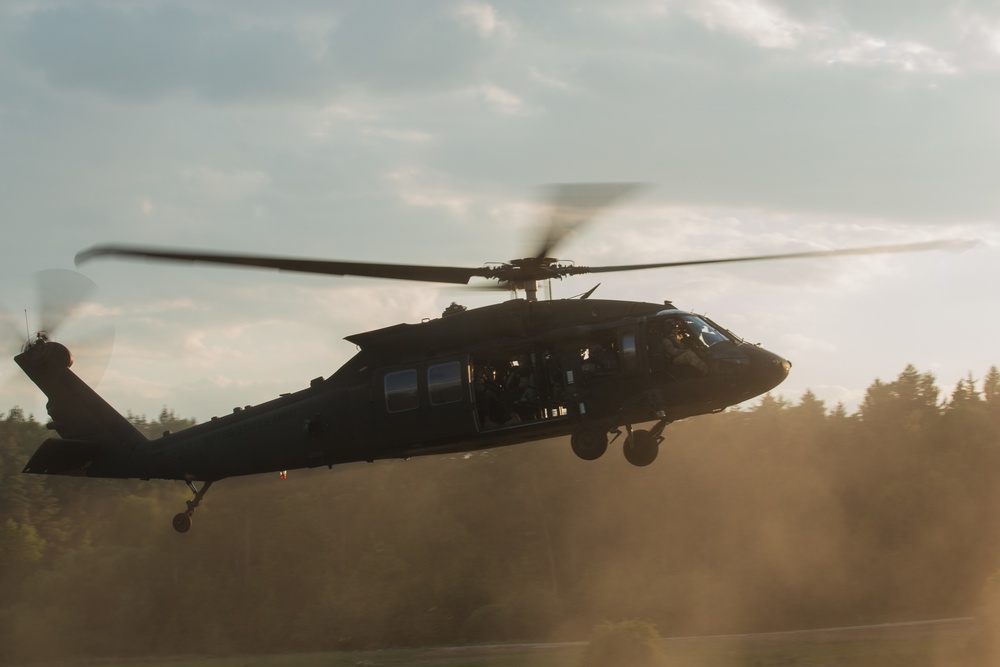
[172,513,193,533]
[172,480,213,533]
[623,429,660,467]
[571,423,608,461]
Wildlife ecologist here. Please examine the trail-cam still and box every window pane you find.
[681,316,729,347]
[429,361,463,405]
[385,369,418,412]
[621,332,637,370]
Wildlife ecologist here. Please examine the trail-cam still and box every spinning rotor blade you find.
[2,269,114,389]
[77,238,979,293]
[531,183,644,260]
[63,325,116,387]
[570,239,980,277]
[0,305,25,355]
[77,245,487,285]
[35,268,98,336]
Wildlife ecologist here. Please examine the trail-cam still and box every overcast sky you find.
[1,0,998,423]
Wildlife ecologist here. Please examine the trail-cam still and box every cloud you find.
[686,0,811,49]
[953,9,1000,70]
[383,168,472,216]
[180,166,271,199]
[528,66,579,92]
[819,33,956,73]
[11,4,336,102]
[323,2,504,94]
[5,2,519,107]
[453,2,513,40]
[668,0,965,75]
[772,0,1000,74]
[362,127,435,144]
[467,83,537,115]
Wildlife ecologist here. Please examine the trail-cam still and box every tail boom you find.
[16,337,150,479]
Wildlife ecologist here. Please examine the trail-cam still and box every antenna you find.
[24,309,29,342]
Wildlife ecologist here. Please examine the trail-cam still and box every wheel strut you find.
[172,480,214,533]
[648,417,671,439]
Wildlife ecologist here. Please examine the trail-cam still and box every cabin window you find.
[385,369,418,412]
[428,361,463,405]
[621,332,637,371]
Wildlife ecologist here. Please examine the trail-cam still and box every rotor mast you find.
[500,257,567,302]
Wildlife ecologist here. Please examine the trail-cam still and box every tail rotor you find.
[4,270,115,395]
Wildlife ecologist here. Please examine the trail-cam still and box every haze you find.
[2,376,998,663]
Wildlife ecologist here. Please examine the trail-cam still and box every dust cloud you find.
[2,366,999,664]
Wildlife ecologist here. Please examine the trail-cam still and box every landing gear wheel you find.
[172,513,192,533]
[171,480,214,533]
[623,429,660,467]
[571,423,608,461]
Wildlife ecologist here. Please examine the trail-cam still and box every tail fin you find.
[15,337,148,477]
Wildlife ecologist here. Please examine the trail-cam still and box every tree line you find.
[2,365,1000,663]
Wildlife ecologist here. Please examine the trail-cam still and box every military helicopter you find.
[14,184,973,532]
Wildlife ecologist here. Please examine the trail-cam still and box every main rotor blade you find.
[570,239,980,276]
[77,245,487,285]
[531,183,644,260]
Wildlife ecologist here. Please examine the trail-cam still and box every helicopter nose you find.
[743,346,791,395]
[763,353,792,388]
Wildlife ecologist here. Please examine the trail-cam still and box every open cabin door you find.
[471,347,570,431]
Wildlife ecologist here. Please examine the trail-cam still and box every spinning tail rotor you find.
[4,270,114,389]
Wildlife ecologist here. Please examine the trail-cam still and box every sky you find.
[1,0,998,424]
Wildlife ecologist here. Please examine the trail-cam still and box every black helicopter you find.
[15,185,973,532]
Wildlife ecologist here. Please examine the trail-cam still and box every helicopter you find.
[14,184,975,533]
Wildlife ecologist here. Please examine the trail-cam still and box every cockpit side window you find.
[680,316,729,347]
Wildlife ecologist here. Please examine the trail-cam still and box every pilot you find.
[661,321,708,374]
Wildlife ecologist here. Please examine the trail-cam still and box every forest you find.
[2,364,1000,663]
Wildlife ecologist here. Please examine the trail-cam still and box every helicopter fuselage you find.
[18,298,790,485]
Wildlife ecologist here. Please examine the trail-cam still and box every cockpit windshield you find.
[679,316,730,347]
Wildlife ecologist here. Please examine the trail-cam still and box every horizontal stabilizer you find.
[23,438,102,476]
